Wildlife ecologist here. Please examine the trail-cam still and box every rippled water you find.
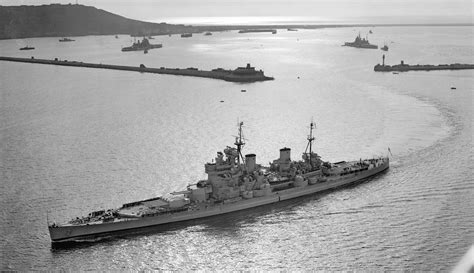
[1,26,473,270]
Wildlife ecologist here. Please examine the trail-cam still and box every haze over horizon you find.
[1,0,472,25]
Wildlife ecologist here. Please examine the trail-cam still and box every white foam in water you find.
[360,85,451,158]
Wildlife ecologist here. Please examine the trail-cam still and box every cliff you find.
[0,4,198,39]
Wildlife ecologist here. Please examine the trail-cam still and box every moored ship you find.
[121,37,162,52]
[19,46,35,50]
[59,37,75,42]
[343,33,378,49]
[48,122,389,244]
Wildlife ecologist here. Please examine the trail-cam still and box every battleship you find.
[121,37,162,52]
[343,33,378,49]
[48,122,389,244]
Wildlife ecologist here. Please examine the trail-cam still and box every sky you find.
[1,0,472,24]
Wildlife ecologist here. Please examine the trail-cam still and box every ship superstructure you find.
[49,122,389,244]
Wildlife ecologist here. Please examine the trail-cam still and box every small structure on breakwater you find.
[0,56,274,83]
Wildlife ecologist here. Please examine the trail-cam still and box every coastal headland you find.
[0,4,471,40]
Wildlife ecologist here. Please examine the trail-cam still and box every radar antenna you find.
[235,121,245,165]
[304,120,316,166]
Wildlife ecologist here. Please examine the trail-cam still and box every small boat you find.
[451,87,456,90]
[204,32,212,36]
[115,35,119,39]
[148,36,155,39]
[369,30,373,34]
[144,49,148,54]
[19,46,35,50]
[59,37,75,42]
[181,33,192,38]
[241,89,247,92]
[381,44,389,51]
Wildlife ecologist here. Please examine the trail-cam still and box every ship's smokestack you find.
[278,147,291,172]
[279,147,291,162]
[245,154,256,172]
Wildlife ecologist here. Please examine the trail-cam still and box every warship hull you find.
[49,159,389,244]
[343,43,378,49]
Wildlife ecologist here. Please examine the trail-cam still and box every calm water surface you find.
[0,26,473,270]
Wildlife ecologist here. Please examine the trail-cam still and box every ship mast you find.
[235,121,245,165]
[304,121,315,166]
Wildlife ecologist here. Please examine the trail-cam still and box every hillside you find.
[0,4,198,39]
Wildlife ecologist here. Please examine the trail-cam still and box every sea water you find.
[0,26,472,270]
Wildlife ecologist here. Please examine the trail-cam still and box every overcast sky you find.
[1,0,472,24]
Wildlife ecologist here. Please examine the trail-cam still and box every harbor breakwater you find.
[374,61,474,72]
[0,56,274,83]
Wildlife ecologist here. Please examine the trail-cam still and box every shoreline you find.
[1,23,472,41]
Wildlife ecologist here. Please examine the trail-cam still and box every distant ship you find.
[239,29,277,34]
[121,37,162,52]
[343,33,378,49]
[48,121,389,244]
[181,33,192,38]
[19,46,35,50]
[59,37,75,42]
[287,28,298,31]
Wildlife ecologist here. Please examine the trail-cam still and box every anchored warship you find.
[48,122,389,244]
[343,33,378,49]
[121,37,162,52]
[59,37,75,42]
